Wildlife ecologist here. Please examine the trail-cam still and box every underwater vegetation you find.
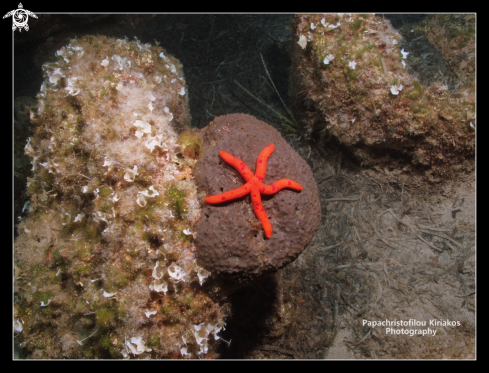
[14,36,226,359]
[291,13,475,179]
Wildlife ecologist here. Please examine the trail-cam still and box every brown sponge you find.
[194,114,320,281]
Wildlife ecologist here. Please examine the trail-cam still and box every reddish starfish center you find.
[204,144,303,238]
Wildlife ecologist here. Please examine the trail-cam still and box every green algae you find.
[350,19,362,31]
[167,184,187,220]
[406,81,423,100]
[96,307,116,329]
[105,267,128,290]
[147,334,161,348]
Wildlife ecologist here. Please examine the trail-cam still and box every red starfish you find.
[204,144,303,238]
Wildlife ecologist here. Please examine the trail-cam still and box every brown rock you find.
[194,114,320,281]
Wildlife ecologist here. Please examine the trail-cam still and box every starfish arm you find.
[204,184,251,204]
[250,187,273,238]
[259,179,303,195]
[219,151,254,182]
[255,144,274,180]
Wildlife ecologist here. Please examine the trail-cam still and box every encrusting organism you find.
[194,114,321,281]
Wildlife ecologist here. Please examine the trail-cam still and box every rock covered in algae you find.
[291,13,475,177]
[194,114,321,281]
[14,35,226,359]
[399,14,475,96]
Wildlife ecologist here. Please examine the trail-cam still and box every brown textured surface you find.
[194,114,320,280]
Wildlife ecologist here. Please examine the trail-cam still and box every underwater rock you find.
[399,14,475,97]
[194,113,321,281]
[291,13,475,178]
[14,35,226,359]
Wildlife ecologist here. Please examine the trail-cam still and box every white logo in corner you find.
[3,3,37,32]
